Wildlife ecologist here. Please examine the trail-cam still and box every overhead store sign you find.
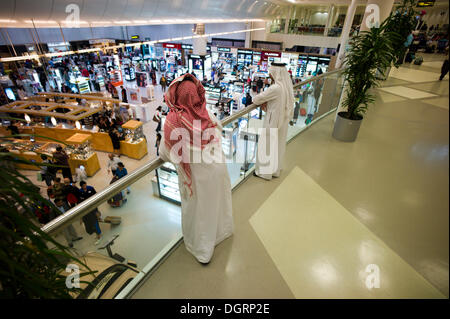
[163,43,182,50]
[217,47,231,52]
[131,35,139,40]
[182,44,193,50]
[261,51,281,60]
[238,50,253,54]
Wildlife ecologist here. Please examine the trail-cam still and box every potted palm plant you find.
[332,19,398,142]
[0,133,94,298]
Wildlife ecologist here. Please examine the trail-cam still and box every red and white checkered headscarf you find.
[163,73,217,196]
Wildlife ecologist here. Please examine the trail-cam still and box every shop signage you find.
[262,51,281,60]
[131,35,140,40]
[190,55,201,59]
[238,50,253,54]
[163,43,182,50]
[217,47,231,52]
[182,44,193,50]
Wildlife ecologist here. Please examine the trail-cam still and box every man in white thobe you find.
[252,63,295,180]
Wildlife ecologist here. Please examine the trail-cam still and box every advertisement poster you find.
[136,72,148,87]
[130,89,139,102]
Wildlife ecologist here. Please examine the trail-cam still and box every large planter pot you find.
[376,66,391,81]
[332,112,363,142]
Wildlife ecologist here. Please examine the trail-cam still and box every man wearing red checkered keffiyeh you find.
[159,73,234,264]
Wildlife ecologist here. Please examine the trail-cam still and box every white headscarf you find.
[269,64,295,122]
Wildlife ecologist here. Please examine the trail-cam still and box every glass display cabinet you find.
[120,120,148,160]
[65,133,100,176]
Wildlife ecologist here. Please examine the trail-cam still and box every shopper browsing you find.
[120,86,128,103]
[115,162,130,194]
[107,153,121,176]
[252,63,295,181]
[53,146,73,183]
[159,73,234,264]
[40,154,56,187]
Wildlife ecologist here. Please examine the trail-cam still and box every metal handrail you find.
[41,68,344,235]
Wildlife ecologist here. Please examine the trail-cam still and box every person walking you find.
[53,146,73,183]
[79,181,102,245]
[153,106,163,132]
[159,73,233,264]
[160,74,167,92]
[252,63,295,181]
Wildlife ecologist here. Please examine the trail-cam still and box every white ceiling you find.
[0,0,359,28]
[0,0,446,28]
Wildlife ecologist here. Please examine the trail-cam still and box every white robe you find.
[252,84,290,180]
[159,111,234,263]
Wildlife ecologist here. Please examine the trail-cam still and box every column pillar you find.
[192,23,207,56]
[360,0,394,32]
[245,22,252,48]
[324,4,335,36]
[334,0,358,69]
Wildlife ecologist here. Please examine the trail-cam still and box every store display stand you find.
[66,133,101,177]
[120,120,148,159]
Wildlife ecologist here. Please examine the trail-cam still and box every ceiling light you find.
[75,121,81,129]
[25,114,31,123]
[133,20,147,24]
[51,117,57,126]
[0,19,16,23]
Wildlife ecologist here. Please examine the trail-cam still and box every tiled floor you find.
[132,53,449,299]
[378,86,437,100]
[249,166,445,298]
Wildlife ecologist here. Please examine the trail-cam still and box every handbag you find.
[152,114,160,122]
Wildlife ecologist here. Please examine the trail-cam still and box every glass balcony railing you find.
[40,68,346,299]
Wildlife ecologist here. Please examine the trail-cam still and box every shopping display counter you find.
[0,139,63,171]
[65,133,101,177]
[0,124,148,159]
[121,120,148,160]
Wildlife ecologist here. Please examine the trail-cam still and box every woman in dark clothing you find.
[108,128,121,154]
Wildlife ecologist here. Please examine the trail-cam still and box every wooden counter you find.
[120,138,147,160]
[0,125,148,159]
[68,152,101,177]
